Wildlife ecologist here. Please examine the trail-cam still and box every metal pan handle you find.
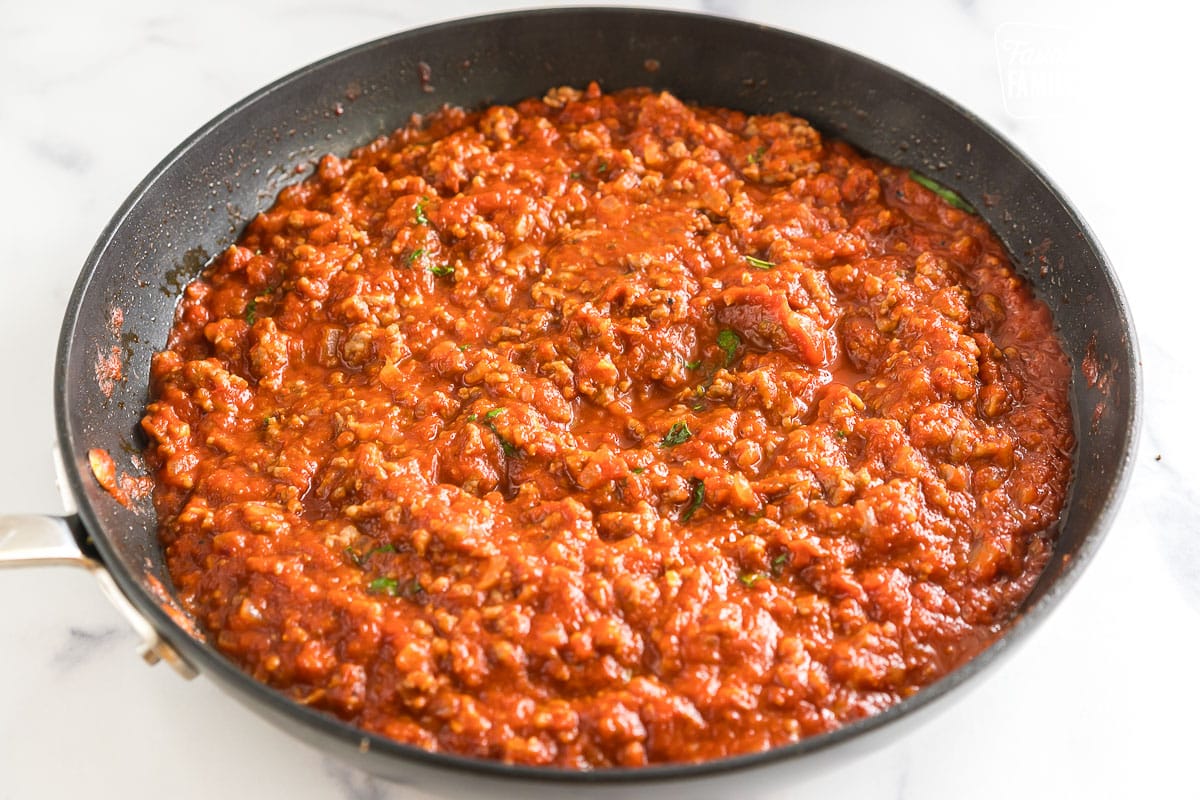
[0,513,197,679]
[0,513,95,566]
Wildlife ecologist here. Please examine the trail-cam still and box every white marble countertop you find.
[2,1,1196,797]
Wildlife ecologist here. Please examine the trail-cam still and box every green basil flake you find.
[685,359,701,370]
[429,263,454,277]
[717,329,741,365]
[482,410,517,456]
[368,544,396,558]
[772,553,789,567]
[748,144,766,164]
[660,421,693,448]
[681,479,706,521]
[466,413,478,422]
[414,196,430,225]
[245,298,258,325]
[406,247,426,265]
[835,429,848,440]
[487,423,518,457]
[631,467,645,474]
[908,171,977,214]
[367,576,399,596]
[598,161,609,173]
[744,255,776,270]
[344,546,363,567]
[739,571,766,588]
[569,171,582,180]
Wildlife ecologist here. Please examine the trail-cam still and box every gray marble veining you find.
[52,626,126,671]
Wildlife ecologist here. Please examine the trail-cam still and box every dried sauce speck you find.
[417,61,434,93]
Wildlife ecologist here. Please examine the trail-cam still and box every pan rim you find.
[54,5,1142,784]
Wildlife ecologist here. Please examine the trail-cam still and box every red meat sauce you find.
[141,84,1073,768]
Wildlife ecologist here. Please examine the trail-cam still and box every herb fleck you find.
[660,421,693,447]
[681,479,705,521]
[745,255,776,270]
[631,467,645,474]
[685,359,701,370]
[367,577,399,596]
[406,247,426,265]
[835,429,848,439]
[490,430,518,457]
[245,298,258,325]
[570,171,582,180]
[717,329,741,365]
[908,171,976,213]
[482,409,517,456]
[429,263,454,277]
[414,196,430,225]
[739,572,766,588]
[466,413,477,422]
[348,544,396,567]
[598,161,608,173]
[770,553,790,576]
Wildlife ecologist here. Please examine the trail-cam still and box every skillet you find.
[0,7,1139,795]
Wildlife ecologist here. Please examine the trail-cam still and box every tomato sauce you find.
[142,84,1073,767]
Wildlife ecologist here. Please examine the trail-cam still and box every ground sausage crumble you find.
[142,84,1073,768]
